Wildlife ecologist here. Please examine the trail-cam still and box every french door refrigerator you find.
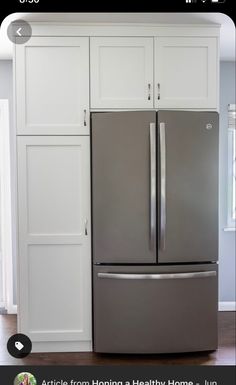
[91,110,219,353]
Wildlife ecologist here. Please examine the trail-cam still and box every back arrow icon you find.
[16,27,22,36]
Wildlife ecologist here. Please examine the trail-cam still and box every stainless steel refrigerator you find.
[91,110,219,353]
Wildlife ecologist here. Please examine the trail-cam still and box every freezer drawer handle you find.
[160,122,166,251]
[149,123,156,252]
[97,271,216,280]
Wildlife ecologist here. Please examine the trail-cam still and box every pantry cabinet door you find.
[155,37,218,109]
[16,37,89,135]
[90,37,154,108]
[17,136,92,351]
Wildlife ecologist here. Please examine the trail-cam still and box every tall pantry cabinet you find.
[14,23,220,353]
[15,36,92,352]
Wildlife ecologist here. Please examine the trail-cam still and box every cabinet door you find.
[17,136,92,351]
[155,37,218,109]
[16,37,89,135]
[90,37,154,108]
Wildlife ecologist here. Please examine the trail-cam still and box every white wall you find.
[0,60,16,305]
[0,59,235,306]
[219,61,236,302]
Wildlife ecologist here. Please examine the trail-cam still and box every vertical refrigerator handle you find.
[160,122,166,251]
[149,123,156,252]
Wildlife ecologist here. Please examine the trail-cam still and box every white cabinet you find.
[90,37,154,108]
[90,35,218,110]
[17,136,92,352]
[16,37,89,135]
[154,37,218,109]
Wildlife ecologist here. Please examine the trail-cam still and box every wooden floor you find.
[0,312,235,365]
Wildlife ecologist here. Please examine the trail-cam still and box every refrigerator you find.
[91,110,219,353]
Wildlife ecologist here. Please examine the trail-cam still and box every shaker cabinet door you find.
[154,37,218,109]
[16,37,89,135]
[17,136,92,351]
[90,37,154,108]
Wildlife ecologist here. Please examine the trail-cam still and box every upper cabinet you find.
[154,37,218,109]
[15,26,220,125]
[16,37,89,135]
[90,34,218,110]
[90,37,154,109]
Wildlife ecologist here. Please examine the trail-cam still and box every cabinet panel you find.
[16,37,89,134]
[28,245,86,336]
[155,37,218,109]
[90,37,154,108]
[26,144,82,234]
[17,136,92,348]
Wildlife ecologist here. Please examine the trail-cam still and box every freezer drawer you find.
[93,264,218,353]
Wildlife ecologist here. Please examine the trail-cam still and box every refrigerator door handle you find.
[149,123,156,252]
[160,122,166,251]
[98,271,216,280]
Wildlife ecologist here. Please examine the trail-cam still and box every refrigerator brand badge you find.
[206,123,213,130]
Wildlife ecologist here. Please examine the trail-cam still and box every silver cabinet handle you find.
[84,109,87,126]
[98,271,216,280]
[85,219,88,235]
[159,122,166,251]
[157,83,160,100]
[148,83,151,100]
[149,123,156,252]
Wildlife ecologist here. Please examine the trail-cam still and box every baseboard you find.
[7,303,236,313]
[6,304,236,313]
[7,304,17,314]
[31,340,92,353]
[219,301,236,311]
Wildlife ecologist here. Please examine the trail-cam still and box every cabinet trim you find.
[31,340,92,353]
[19,23,220,38]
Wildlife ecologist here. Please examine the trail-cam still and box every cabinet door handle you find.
[148,83,151,100]
[157,83,160,100]
[85,219,88,235]
[84,109,87,126]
